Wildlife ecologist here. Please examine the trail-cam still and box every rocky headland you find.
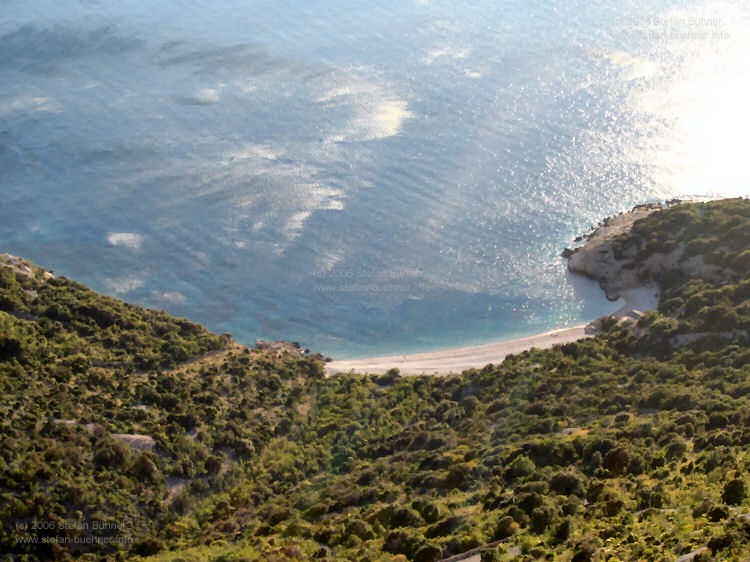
[563,202,665,305]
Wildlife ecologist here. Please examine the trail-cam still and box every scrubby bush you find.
[722,478,746,506]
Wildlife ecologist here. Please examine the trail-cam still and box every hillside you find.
[1,198,750,561]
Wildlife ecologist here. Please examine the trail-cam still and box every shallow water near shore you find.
[2,1,749,358]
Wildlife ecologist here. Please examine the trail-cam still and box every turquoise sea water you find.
[2,1,749,358]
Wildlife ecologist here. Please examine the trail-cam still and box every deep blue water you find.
[2,1,749,357]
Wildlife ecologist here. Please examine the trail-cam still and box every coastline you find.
[325,325,590,376]
[326,202,667,376]
[325,285,659,376]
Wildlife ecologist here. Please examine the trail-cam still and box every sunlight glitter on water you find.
[1,0,748,357]
[625,3,750,198]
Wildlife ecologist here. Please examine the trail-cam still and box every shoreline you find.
[325,284,659,377]
[325,324,590,376]
[326,202,668,377]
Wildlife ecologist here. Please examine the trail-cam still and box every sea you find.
[2,0,749,358]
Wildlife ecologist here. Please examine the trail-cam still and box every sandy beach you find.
[326,285,659,376]
[326,325,589,376]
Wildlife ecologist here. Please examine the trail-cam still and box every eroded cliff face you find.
[565,205,662,301]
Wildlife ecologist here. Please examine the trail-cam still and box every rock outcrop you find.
[565,204,662,302]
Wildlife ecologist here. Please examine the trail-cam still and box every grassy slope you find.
[1,198,749,561]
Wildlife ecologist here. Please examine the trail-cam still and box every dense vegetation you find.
[1,198,749,561]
